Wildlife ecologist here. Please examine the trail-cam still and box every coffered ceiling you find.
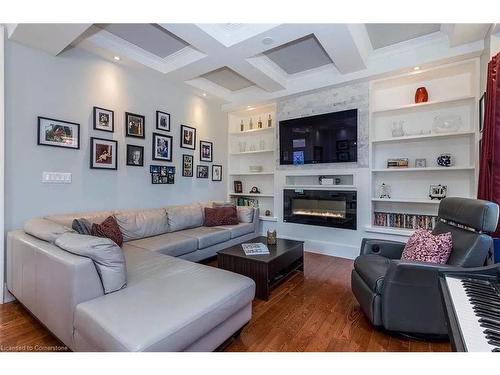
[6,23,492,110]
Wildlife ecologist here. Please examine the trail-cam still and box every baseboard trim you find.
[274,234,358,260]
[2,284,15,304]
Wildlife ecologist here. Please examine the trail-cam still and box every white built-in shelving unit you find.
[227,105,278,222]
[367,59,480,236]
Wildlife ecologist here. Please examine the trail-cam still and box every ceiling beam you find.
[8,23,91,56]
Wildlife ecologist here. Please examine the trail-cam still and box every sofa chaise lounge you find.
[6,202,258,351]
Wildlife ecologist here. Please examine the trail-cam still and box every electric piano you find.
[439,264,500,352]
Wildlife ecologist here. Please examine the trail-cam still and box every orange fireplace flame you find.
[292,209,345,219]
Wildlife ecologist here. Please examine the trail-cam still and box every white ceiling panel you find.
[201,67,255,91]
[102,23,189,58]
[263,34,333,74]
[366,24,441,49]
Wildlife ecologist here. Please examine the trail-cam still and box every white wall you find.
[0,26,6,303]
[4,41,228,232]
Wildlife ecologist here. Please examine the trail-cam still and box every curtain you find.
[478,52,500,236]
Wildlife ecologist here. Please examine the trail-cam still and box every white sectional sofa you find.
[6,202,258,351]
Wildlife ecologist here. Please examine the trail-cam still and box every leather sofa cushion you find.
[46,211,114,228]
[55,233,126,294]
[165,204,203,232]
[73,248,255,351]
[353,255,391,294]
[114,208,169,242]
[128,232,197,257]
[215,223,254,239]
[180,227,231,249]
[24,217,74,243]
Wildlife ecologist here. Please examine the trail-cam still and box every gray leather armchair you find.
[351,197,499,336]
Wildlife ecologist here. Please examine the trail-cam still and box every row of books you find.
[373,212,437,230]
[235,197,259,207]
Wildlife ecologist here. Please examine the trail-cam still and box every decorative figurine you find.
[437,153,453,167]
[379,183,391,199]
[415,87,429,103]
[258,117,263,129]
[240,120,244,132]
[268,114,272,128]
[429,184,447,200]
[267,229,277,245]
[265,209,271,216]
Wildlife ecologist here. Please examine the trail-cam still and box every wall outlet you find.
[42,172,72,184]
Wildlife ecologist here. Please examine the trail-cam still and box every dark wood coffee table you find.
[217,237,304,300]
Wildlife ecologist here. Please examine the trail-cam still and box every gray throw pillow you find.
[24,217,74,243]
[55,233,127,294]
[72,218,92,235]
[237,207,254,223]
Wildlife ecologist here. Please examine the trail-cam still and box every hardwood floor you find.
[0,252,450,352]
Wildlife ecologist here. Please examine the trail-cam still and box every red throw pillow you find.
[91,216,124,247]
[204,207,239,227]
[401,229,452,264]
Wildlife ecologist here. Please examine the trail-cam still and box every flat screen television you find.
[279,109,358,165]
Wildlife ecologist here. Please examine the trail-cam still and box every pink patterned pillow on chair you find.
[401,229,453,264]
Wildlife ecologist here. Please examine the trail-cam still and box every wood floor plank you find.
[0,252,451,352]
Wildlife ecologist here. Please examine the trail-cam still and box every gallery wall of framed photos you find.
[4,41,228,231]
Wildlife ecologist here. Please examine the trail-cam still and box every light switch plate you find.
[42,172,72,184]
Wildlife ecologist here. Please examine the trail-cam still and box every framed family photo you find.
[93,106,114,132]
[200,140,213,162]
[156,111,170,132]
[90,137,117,170]
[126,144,144,167]
[180,125,196,150]
[125,112,145,138]
[197,165,209,178]
[212,165,222,181]
[37,116,80,150]
[152,132,173,162]
[182,154,194,177]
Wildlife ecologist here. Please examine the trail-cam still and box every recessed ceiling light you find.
[413,66,420,71]
[113,56,121,61]
[247,105,251,108]
[262,37,274,45]
[202,93,207,97]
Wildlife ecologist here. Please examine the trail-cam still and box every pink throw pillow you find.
[401,229,453,264]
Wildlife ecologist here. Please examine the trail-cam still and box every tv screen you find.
[279,109,358,165]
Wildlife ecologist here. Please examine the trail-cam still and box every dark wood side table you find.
[217,237,304,300]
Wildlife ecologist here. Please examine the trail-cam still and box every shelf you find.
[229,127,275,136]
[259,216,278,222]
[229,193,274,198]
[372,166,475,173]
[372,95,475,114]
[365,225,414,237]
[371,131,475,144]
[284,184,356,190]
[372,198,440,204]
[230,149,274,155]
[229,172,274,176]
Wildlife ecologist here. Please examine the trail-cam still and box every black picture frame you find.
[197,165,209,178]
[152,132,173,162]
[125,112,145,138]
[180,124,196,150]
[182,154,194,177]
[479,92,486,133]
[212,165,222,181]
[90,137,118,170]
[156,110,171,132]
[37,116,80,150]
[200,140,213,162]
[126,144,144,167]
[93,106,114,133]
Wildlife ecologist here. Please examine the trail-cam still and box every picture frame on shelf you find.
[180,124,196,150]
[197,165,209,178]
[234,180,243,193]
[125,112,145,138]
[152,132,173,162]
[37,116,80,150]
[156,110,170,132]
[200,140,213,162]
[93,106,114,133]
[415,158,427,168]
[182,154,193,177]
[126,144,144,167]
[212,165,222,181]
[90,137,118,170]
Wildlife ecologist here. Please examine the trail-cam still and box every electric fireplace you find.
[283,189,357,230]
